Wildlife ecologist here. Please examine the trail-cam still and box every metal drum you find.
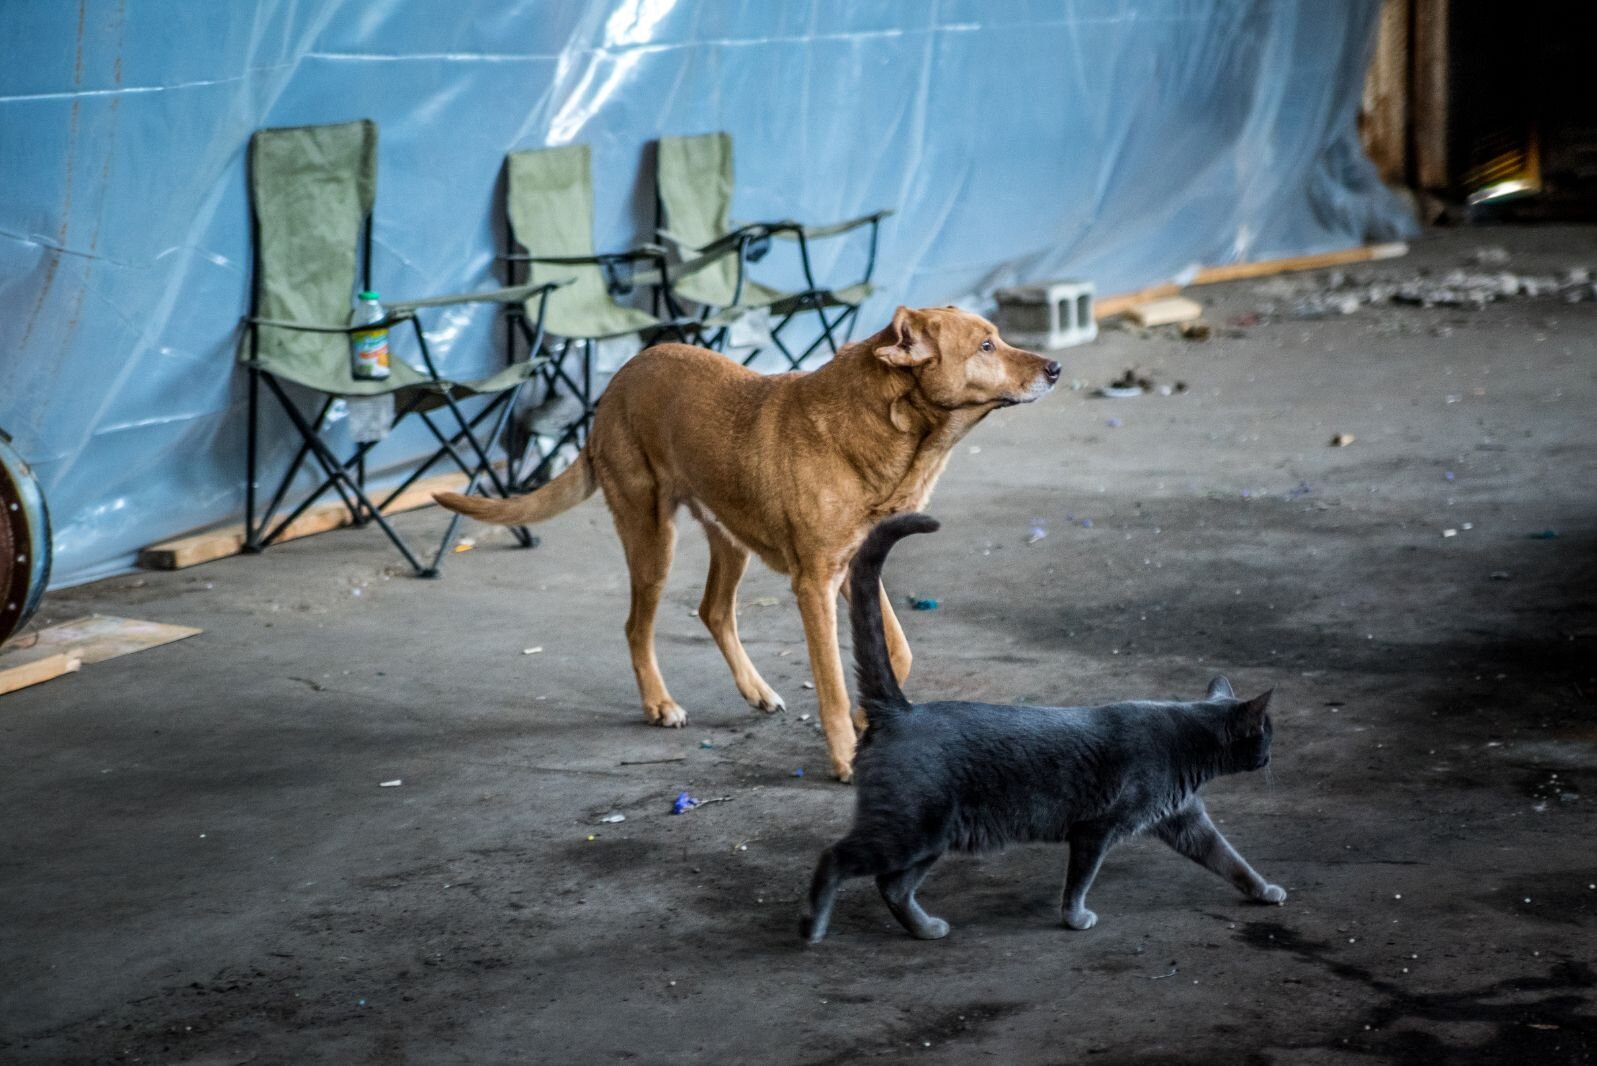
[0,428,51,644]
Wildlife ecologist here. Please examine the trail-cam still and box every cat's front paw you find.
[1062,908,1098,931]
[910,917,949,940]
[1256,884,1287,904]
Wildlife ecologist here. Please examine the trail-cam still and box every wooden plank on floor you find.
[138,471,472,571]
[10,615,201,666]
[1126,296,1205,327]
[1094,243,1410,321]
[0,651,82,696]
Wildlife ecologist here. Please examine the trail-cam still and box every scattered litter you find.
[1179,321,1212,341]
[1444,471,1455,482]
[379,779,402,788]
[1231,311,1261,328]
[801,681,815,689]
[968,445,981,455]
[699,739,714,749]
[792,768,805,778]
[600,813,626,823]
[453,538,475,554]
[1442,529,1457,538]
[671,792,732,815]
[798,713,811,722]
[1149,968,1179,981]
[1330,433,1356,447]
[1284,481,1313,501]
[1528,529,1558,540]
[522,646,543,655]
[1472,246,1511,267]
[1106,417,1123,428]
[907,597,940,611]
[749,596,780,608]
[1490,571,1511,581]
[1026,521,1048,544]
[620,756,687,766]
[1099,369,1149,398]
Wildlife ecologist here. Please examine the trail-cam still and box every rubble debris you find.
[907,597,940,611]
[1528,529,1559,540]
[1330,433,1356,447]
[1245,251,1596,320]
[1179,321,1212,341]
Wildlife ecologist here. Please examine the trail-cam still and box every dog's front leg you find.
[793,569,855,781]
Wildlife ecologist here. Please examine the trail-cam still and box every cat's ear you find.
[1236,689,1274,731]
[1207,675,1235,700]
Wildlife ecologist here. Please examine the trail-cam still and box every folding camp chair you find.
[654,132,891,370]
[241,119,563,577]
[500,143,707,489]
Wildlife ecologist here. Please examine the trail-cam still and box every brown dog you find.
[436,306,1058,779]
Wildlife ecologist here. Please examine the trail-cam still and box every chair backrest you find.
[247,119,377,377]
[656,132,737,307]
[506,144,618,338]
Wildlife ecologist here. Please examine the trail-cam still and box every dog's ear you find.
[874,306,936,367]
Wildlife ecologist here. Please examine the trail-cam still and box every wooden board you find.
[1126,296,1204,327]
[1095,243,1410,320]
[0,651,81,696]
[7,614,201,665]
[1360,0,1411,185]
[138,471,471,571]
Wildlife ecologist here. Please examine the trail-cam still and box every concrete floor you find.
[3,226,1595,1065]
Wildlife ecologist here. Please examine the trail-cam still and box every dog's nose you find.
[1043,361,1061,384]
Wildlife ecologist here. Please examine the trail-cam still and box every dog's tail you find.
[434,447,597,525]
[849,512,940,724]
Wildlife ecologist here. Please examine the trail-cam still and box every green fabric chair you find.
[654,131,891,369]
[242,119,563,576]
[501,143,707,488]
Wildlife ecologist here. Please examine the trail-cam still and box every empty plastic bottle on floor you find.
[347,290,393,442]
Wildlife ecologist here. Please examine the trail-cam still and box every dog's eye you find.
[980,339,995,352]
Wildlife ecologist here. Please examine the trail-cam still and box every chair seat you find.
[542,298,666,342]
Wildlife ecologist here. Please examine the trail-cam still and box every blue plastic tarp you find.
[0,1,1413,588]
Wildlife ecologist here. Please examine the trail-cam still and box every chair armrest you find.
[248,311,415,334]
[388,279,568,312]
[777,209,894,240]
[499,244,669,267]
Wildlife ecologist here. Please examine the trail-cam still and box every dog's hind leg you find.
[877,855,948,940]
[610,495,685,728]
[698,522,785,714]
[794,569,855,780]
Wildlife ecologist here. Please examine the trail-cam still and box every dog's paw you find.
[1256,884,1287,905]
[744,685,785,714]
[645,700,688,728]
[830,763,855,784]
[1062,908,1098,931]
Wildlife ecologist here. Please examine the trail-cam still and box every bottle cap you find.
[358,290,381,300]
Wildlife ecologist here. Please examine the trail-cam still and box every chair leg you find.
[245,365,260,551]
[261,375,429,574]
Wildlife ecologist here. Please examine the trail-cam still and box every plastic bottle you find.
[347,291,394,443]
[349,291,391,380]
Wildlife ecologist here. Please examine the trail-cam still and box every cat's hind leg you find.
[1060,828,1112,930]
[876,855,947,940]
[1153,800,1286,904]
[800,839,876,944]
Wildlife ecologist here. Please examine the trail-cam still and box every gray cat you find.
[801,513,1286,943]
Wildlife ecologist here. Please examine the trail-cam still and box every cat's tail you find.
[849,512,940,723]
